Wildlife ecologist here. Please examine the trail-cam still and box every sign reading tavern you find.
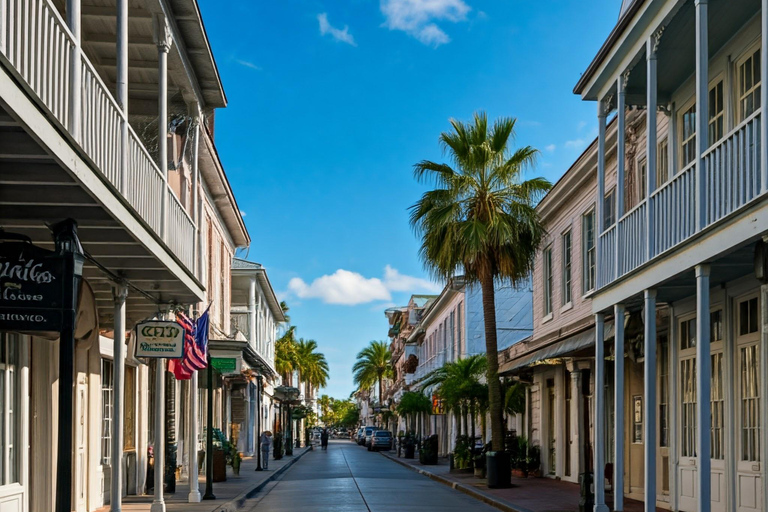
[0,241,66,332]
[135,320,184,358]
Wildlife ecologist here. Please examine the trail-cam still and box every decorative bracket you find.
[651,26,665,56]
[152,14,173,53]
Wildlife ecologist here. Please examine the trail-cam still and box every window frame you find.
[582,208,596,294]
[708,78,725,145]
[561,230,572,307]
[542,245,553,317]
[679,99,697,168]
[657,138,669,187]
[101,358,114,467]
[736,44,762,122]
[603,188,616,228]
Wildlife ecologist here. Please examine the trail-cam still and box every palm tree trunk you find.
[462,404,468,437]
[470,403,476,443]
[480,272,504,451]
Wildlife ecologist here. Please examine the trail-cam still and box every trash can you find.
[486,451,511,489]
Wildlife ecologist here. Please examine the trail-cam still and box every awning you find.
[208,339,278,379]
[499,322,615,374]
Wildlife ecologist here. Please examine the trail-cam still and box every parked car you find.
[369,430,392,452]
[363,426,376,448]
[356,427,365,444]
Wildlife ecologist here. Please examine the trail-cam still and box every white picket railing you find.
[166,188,195,271]
[598,225,616,288]
[651,161,697,256]
[617,201,647,276]
[704,111,762,225]
[1,0,73,126]
[0,0,198,277]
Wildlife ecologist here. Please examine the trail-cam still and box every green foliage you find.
[453,435,472,469]
[504,381,526,415]
[275,326,329,400]
[409,112,551,451]
[396,391,432,416]
[352,340,393,400]
[322,398,359,428]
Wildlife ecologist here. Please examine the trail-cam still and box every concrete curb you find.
[380,452,532,512]
[212,446,312,512]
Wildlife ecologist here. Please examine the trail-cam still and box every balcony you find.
[0,0,197,275]
[598,110,763,288]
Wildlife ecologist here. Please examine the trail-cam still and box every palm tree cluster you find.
[396,391,432,434]
[423,354,488,442]
[275,324,329,400]
[352,340,393,403]
[410,112,551,451]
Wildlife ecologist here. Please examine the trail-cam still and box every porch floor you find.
[383,453,665,512]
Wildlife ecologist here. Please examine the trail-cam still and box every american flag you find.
[169,310,208,380]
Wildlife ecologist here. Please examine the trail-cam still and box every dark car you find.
[369,430,392,451]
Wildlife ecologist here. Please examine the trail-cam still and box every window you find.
[582,210,596,293]
[710,309,723,342]
[681,103,696,167]
[101,359,114,466]
[711,352,724,459]
[562,231,572,305]
[0,334,19,484]
[603,189,616,228]
[457,302,463,357]
[657,138,669,187]
[681,357,697,457]
[543,246,553,316]
[638,158,647,201]
[739,297,759,336]
[709,80,724,144]
[659,339,669,447]
[741,344,760,461]
[680,318,696,350]
[739,48,761,120]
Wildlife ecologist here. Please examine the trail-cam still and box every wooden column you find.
[153,15,172,240]
[614,304,626,511]
[597,102,607,287]
[66,0,82,140]
[644,290,657,512]
[646,30,662,260]
[111,285,128,512]
[695,265,711,512]
[594,313,609,512]
[117,0,129,193]
[616,74,627,276]
[695,0,709,230]
[761,0,768,194]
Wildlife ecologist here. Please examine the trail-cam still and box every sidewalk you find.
[97,447,311,512]
[381,452,663,512]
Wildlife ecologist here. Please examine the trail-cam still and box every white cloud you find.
[235,59,262,71]
[286,266,440,305]
[565,138,587,149]
[380,0,471,47]
[545,144,556,152]
[239,209,247,217]
[318,13,357,46]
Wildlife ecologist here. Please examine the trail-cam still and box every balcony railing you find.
[599,110,763,287]
[230,312,249,340]
[0,0,197,275]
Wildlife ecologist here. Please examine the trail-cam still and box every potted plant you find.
[451,435,473,473]
[231,445,242,476]
[419,434,439,465]
[273,432,284,461]
[527,443,542,477]
[473,444,487,478]
[403,432,416,459]
[511,437,529,478]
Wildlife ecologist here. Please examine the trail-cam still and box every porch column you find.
[117,0,128,193]
[695,0,709,230]
[249,277,257,349]
[759,266,768,509]
[594,313,609,512]
[646,30,662,260]
[643,289,657,512]
[761,0,768,194]
[695,265,711,512]
[66,0,81,140]
[153,15,172,240]
[614,304,626,511]
[567,360,585,478]
[111,285,128,512]
[190,109,202,279]
[187,369,201,502]
[597,101,607,287]
[151,359,166,512]
[616,73,627,275]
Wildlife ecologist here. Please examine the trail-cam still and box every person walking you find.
[260,431,273,469]
[321,428,329,450]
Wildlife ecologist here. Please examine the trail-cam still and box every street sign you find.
[211,357,238,375]
[0,240,66,332]
[135,321,184,358]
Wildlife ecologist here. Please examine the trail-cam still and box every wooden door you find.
[75,374,88,512]
[677,315,698,512]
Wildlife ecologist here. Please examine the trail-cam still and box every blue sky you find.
[198,0,620,399]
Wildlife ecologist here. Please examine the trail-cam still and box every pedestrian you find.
[321,428,329,450]
[261,430,273,469]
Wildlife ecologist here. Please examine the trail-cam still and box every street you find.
[246,440,497,512]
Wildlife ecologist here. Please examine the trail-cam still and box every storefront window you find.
[0,333,20,484]
[101,359,114,466]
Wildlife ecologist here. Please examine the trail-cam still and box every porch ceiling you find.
[598,0,760,106]
[0,106,201,329]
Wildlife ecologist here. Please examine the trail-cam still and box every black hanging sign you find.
[0,240,66,332]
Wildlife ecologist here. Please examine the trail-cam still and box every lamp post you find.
[202,356,215,500]
[255,375,263,471]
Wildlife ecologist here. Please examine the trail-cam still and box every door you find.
[75,373,88,512]
[677,315,698,512]
[547,379,556,475]
[709,309,726,512]
[735,295,761,512]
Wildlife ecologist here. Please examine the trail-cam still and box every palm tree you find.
[352,340,393,405]
[296,338,329,400]
[275,326,298,385]
[318,394,332,423]
[423,354,487,441]
[410,112,551,451]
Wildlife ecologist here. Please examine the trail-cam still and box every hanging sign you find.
[135,320,184,358]
[211,357,238,375]
[0,241,66,332]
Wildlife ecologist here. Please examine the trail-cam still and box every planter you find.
[212,449,227,482]
[486,451,511,489]
[512,468,528,479]
[474,466,486,478]
[232,466,240,476]
[404,444,415,459]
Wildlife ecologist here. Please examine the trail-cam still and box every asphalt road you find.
[246,439,497,512]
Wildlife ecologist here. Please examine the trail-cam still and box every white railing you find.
[1,0,73,126]
[704,111,762,225]
[598,225,616,288]
[127,125,164,234]
[230,312,250,340]
[81,58,122,186]
[617,201,647,276]
[0,0,199,277]
[651,161,697,256]
[166,189,195,271]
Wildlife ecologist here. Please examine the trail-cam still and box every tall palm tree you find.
[318,394,332,423]
[296,338,329,400]
[352,340,393,405]
[275,326,298,385]
[410,112,551,451]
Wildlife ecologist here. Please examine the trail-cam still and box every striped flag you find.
[169,313,195,380]
[194,309,210,367]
